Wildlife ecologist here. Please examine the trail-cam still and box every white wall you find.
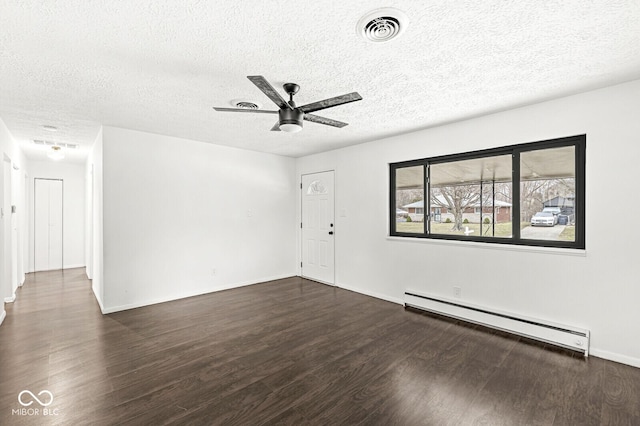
[0,116,29,323]
[28,160,86,270]
[100,126,296,313]
[296,79,640,368]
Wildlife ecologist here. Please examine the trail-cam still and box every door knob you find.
[328,231,334,235]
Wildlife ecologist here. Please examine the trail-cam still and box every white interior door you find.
[34,180,49,271]
[87,164,94,279]
[48,180,63,270]
[34,179,63,272]
[301,171,335,285]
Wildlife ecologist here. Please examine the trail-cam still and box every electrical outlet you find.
[453,286,461,298]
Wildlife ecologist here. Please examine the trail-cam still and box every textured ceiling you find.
[1,1,640,162]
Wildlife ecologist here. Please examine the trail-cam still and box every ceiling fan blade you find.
[213,107,278,114]
[299,92,362,114]
[304,113,348,128]
[247,76,293,110]
[270,121,281,131]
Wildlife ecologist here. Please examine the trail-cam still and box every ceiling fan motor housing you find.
[279,107,303,128]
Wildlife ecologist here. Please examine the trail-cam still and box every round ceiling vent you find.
[230,99,262,109]
[357,8,408,43]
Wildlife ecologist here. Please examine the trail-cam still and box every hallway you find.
[0,269,104,424]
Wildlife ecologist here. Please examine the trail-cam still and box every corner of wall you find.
[86,126,104,311]
[92,282,105,314]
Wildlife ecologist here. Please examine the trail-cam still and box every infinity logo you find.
[18,390,54,407]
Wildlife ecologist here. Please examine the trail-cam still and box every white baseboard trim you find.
[64,264,86,270]
[4,294,16,303]
[337,282,404,306]
[590,348,640,369]
[28,265,86,273]
[300,275,334,286]
[0,308,6,326]
[101,273,296,314]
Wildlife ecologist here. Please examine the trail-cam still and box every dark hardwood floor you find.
[1,269,639,425]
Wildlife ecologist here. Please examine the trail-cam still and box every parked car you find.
[531,211,556,226]
[542,207,562,216]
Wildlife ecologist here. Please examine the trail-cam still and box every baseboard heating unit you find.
[404,290,590,356]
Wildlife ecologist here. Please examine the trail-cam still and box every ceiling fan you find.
[213,75,362,133]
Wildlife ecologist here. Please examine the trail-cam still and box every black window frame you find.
[390,135,586,249]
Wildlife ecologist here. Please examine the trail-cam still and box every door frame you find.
[300,170,336,285]
[2,155,13,302]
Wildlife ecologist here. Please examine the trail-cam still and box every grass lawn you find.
[559,225,575,241]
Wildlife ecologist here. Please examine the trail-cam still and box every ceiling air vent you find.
[236,101,259,109]
[33,140,78,149]
[357,8,408,43]
[230,99,261,109]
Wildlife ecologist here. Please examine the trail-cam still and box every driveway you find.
[521,224,565,239]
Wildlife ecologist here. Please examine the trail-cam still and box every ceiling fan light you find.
[278,107,303,133]
[279,123,302,133]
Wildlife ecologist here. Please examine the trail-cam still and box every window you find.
[520,145,576,243]
[429,154,512,239]
[393,164,424,234]
[390,135,585,249]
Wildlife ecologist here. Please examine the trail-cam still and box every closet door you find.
[34,179,63,272]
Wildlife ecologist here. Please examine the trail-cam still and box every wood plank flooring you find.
[1,268,639,425]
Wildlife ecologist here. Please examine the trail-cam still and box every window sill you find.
[385,235,586,257]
